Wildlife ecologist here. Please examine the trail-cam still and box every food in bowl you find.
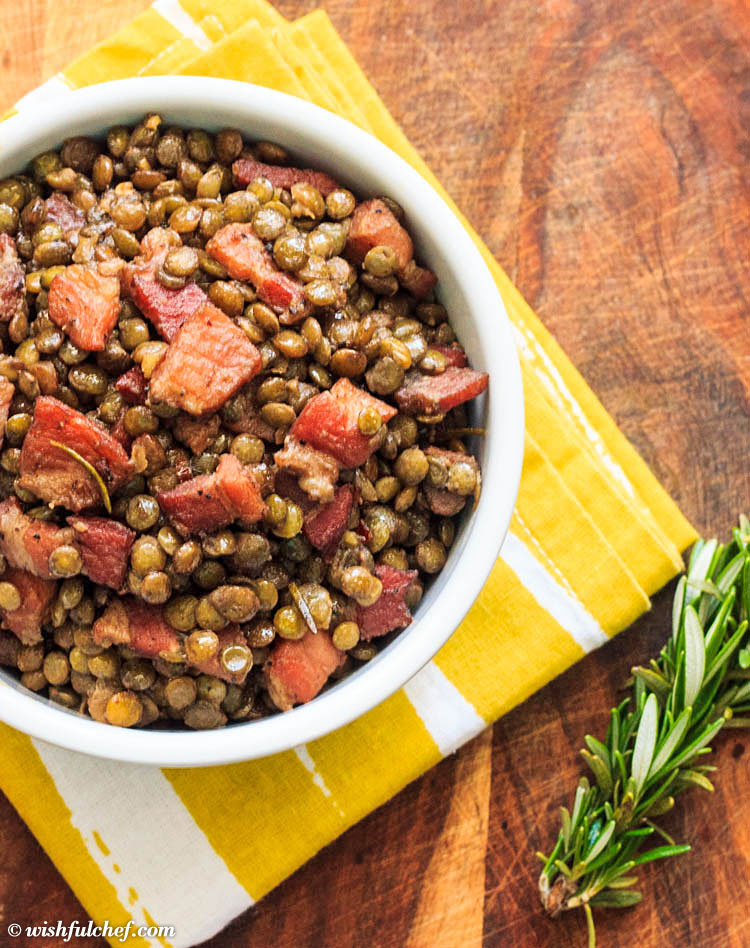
[0,114,488,730]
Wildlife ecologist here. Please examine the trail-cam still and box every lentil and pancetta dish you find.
[0,115,488,729]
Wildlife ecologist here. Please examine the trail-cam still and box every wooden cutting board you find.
[2,0,750,945]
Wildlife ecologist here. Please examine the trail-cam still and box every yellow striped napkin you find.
[0,2,696,945]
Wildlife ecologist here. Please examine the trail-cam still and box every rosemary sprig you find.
[538,516,750,946]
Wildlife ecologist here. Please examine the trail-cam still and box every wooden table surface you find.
[2,0,750,945]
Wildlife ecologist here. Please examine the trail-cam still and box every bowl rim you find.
[0,76,524,767]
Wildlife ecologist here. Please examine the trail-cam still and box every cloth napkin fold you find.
[0,2,696,945]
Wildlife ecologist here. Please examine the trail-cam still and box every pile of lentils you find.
[0,114,484,729]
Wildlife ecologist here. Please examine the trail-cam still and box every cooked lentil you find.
[105,690,142,727]
[165,675,198,711]
[185,628,219,664]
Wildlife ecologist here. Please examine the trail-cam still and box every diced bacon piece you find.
[115,366,147,404]
[67,516,135,590]
[431,345,467,368]
[92,598,130,647]
[398,260,437,300]
[93,598,182,660]
[123,271,207,342]
[304,484,355,556]
[125,602,182,659]
[149,302,261,416]
[395,366,489,416]
[0,235,25,324]
[191,624,252,685]
[173,413,220,456]
[158,453,265,535]
[213,454,267,524]
[356,565,418,640]
[0,497,74,578]
[19,396,134,512]
[157,472,227,535]
[274,436,340,504]
[346,199,413,270]
[0,377,14,449]
[45,192,84,243]
[291,378,397,468]
[265,629,345,711]
[1,567,56,645]
[20,520,75,580]
[48,264,120,351]
[232,158,339,195]
[121,229,208,341]
[0,630,20,667]
[206,224,309,321]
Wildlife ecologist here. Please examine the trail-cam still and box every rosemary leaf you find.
[50,439,112,513]
[581,750,613,795]
[288,582,318,635]
[672,576,686,639]
[683,608,705,707]
[584,735,611,767]
[560,807,572,849]
[590,890,643,908]
[649,708,691,777]
[583,820,615,865]
[605,875,640,889]
[631,694,658,794]
[673,770,714,793]
[631,667,671,697]
[630,843,691,866]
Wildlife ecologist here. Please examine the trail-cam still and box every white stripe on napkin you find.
[501,530,608,652]
[152,0,212,50]
[32,739,252,948]
[404,661,486,756]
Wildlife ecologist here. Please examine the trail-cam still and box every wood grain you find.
[0,0,150,109]
[2,0,750,946]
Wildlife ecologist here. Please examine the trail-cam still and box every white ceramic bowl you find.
[0,77,523,766]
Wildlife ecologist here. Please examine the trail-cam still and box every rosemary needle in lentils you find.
[538,516,750,947]
[50,440,112,513]
[289,582,318,636]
